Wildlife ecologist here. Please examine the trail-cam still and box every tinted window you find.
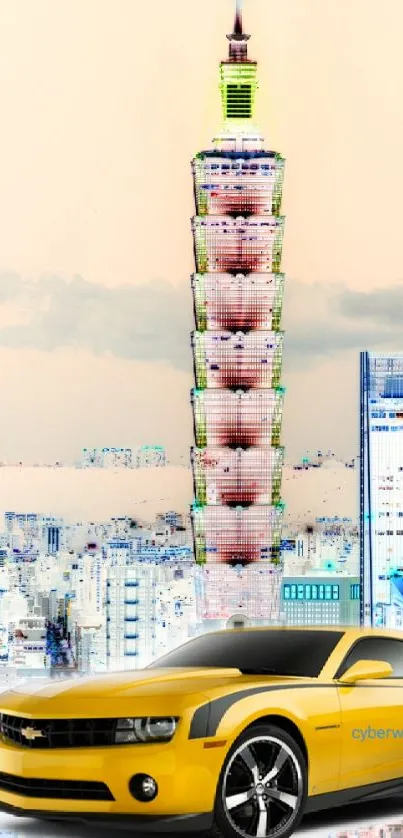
[337,637,403,678]
[148,630,344,678]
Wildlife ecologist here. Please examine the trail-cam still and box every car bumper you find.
[0,800,213,831]
[0,735,222,826]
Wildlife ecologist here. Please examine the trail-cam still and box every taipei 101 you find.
[190,0,286,628]
[0,0,402,835]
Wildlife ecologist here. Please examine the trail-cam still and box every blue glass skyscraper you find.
[360,351,403,627]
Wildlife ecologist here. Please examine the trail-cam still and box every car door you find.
[336,637,403,789]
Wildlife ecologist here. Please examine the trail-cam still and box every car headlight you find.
[114,717,178,744]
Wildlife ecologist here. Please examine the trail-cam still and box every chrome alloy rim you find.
[222,735,303,838]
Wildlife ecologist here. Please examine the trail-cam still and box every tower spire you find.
[226,0,250,62]
[234,0,243,36]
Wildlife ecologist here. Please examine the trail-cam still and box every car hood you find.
[0,668,312,719]
[8,668,245,699]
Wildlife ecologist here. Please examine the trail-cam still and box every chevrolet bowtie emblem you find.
[21,726,45,740]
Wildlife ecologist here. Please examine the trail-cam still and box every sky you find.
[0,0,403,464]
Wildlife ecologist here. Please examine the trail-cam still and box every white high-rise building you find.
[154,562,201,658]
[75,623,106,673]
[282,518,359,577]
[68,548,107,626]
[360,352,403,627]
[104,539,133,566]
[9,616,48,670]
[106,563,159,670]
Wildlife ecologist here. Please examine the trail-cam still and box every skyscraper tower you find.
[360,351,403,628]
[190,1,286,625]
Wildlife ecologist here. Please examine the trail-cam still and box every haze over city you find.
[0,459,357,523]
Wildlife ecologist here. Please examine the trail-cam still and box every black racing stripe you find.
[189,683,335,739]
[189,701,211,740]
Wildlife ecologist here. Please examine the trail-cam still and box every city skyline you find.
[1,0,403,468]
[0,494,360,677]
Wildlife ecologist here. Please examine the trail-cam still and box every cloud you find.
[0,273,193,370]
[0,272,25,303]
[337,284,403,327]
[282,279,403,370]
[0,272,401,372]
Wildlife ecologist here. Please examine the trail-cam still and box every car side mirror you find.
[339,659,393,684]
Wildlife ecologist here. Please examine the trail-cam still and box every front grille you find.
[0,771,114,800]
[0,714,119,749]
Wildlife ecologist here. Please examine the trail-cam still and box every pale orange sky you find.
[0,0,402,464]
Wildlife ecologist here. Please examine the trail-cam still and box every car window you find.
[336,637,403,679]
[148,629,344,678]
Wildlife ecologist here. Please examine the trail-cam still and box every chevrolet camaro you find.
[0,626,403,838]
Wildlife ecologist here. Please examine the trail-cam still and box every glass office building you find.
[281,576,360,627]
[360,351,403,627]
[190,2,286,622]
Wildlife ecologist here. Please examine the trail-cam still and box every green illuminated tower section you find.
[220,1,258,119]
[190,0,286,624]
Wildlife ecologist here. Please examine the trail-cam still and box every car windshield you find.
[147,629,344,678]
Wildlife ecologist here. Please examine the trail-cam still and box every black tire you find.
[207,723,307,838]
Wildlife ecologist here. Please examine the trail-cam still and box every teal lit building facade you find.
[281,577,360,626]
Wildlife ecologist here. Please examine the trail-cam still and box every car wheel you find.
[208,723,307,838]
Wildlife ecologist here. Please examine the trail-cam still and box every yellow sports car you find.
[0,626,402,838]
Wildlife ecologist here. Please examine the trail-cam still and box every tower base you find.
[200,562,282,624]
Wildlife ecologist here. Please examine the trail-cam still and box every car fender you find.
[190,683,341,796]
